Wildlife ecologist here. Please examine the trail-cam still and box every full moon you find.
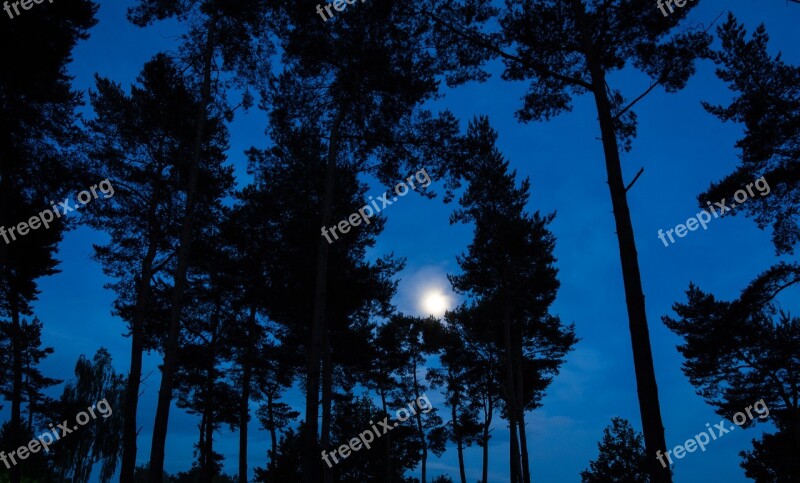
[421,290,449,317]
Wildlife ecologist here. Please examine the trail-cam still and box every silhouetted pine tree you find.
[226,191,298,480]
[580,417,650,483]
[415,2,715,480]
[699,14,800,255]
[427,315,484,483]
[329,392,421,482]
[663,262,800,481]
[0,317,61,482]
[670,18,800,479]
[441,305,503,483]
[84,53,225,483]
[0,3,97,482]
[125,3,272,479]
[245,89,406,481]
[379,314,448,483]
[264,2,469,478]
[174,230,242,482]
[449,117,577,483]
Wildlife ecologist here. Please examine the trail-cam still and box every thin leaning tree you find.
[410,1,713,480]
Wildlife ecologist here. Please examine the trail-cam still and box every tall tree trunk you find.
[570,2,671,482]
[515,335,531,483]
[503,297,522,483]
[147,24,216,483]
[412,355,428,483]
[204,397,214,483]
[451,376,467,483]
[481,386,493,483]
[267,392,278,473]
[517,407,530,483]
[26,384,34,432]
[303,111,344,483]
[198,410,207,475]
[201,345,216,483]
[380,385,391,483]
[9,295,22,483]
[121,217,159,483]
[321,326,333,483]
[508,418,521,483]
[239,305,256,483]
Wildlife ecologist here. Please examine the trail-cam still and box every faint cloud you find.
[395,264,459,317]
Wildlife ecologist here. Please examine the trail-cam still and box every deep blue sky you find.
[3,0,799,481]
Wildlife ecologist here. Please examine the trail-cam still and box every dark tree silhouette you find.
[125,2,272,479]
[328,393,421,483]
[699,14,800,255]
[426,318,483,483]
[255,376,299,475]
[580,417,650,483]
[0,3,97,482]
[0,317,61,482]
[413,2,714,480]
[0,317,60,431]
[174,235,242,482]
[226,192,299,480]
[663,262,800,481]
[253,425,304,483]
[245,80,407,481]
[49,348,125,483]
[221,201,284,483]
[379,314,448,483]
[85,53,212,481]
[370,313,416,481]
[264,2,468,478]
[449,117,577,483]
[441,305,503,483]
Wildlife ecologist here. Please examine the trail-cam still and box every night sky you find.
[2,0,799,481]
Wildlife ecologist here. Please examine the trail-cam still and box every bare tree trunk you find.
[503,298,522,483]
[321,327,333,483]
[451,378,467,483]
[198,410,207,475]
[515,336,531,483]
[481,389,493,483]
[412,354,428,483]
[201,333,218,483]
[517,408,530,483]
[268,393,278,473]
[204,396,214,483]
[380,385,391,483]
[147,24,216,483]
[508,417,521,483]
[303,111,344,483]
[121,219,159,483]
[238,305,256,483]
[570,2,671,482]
